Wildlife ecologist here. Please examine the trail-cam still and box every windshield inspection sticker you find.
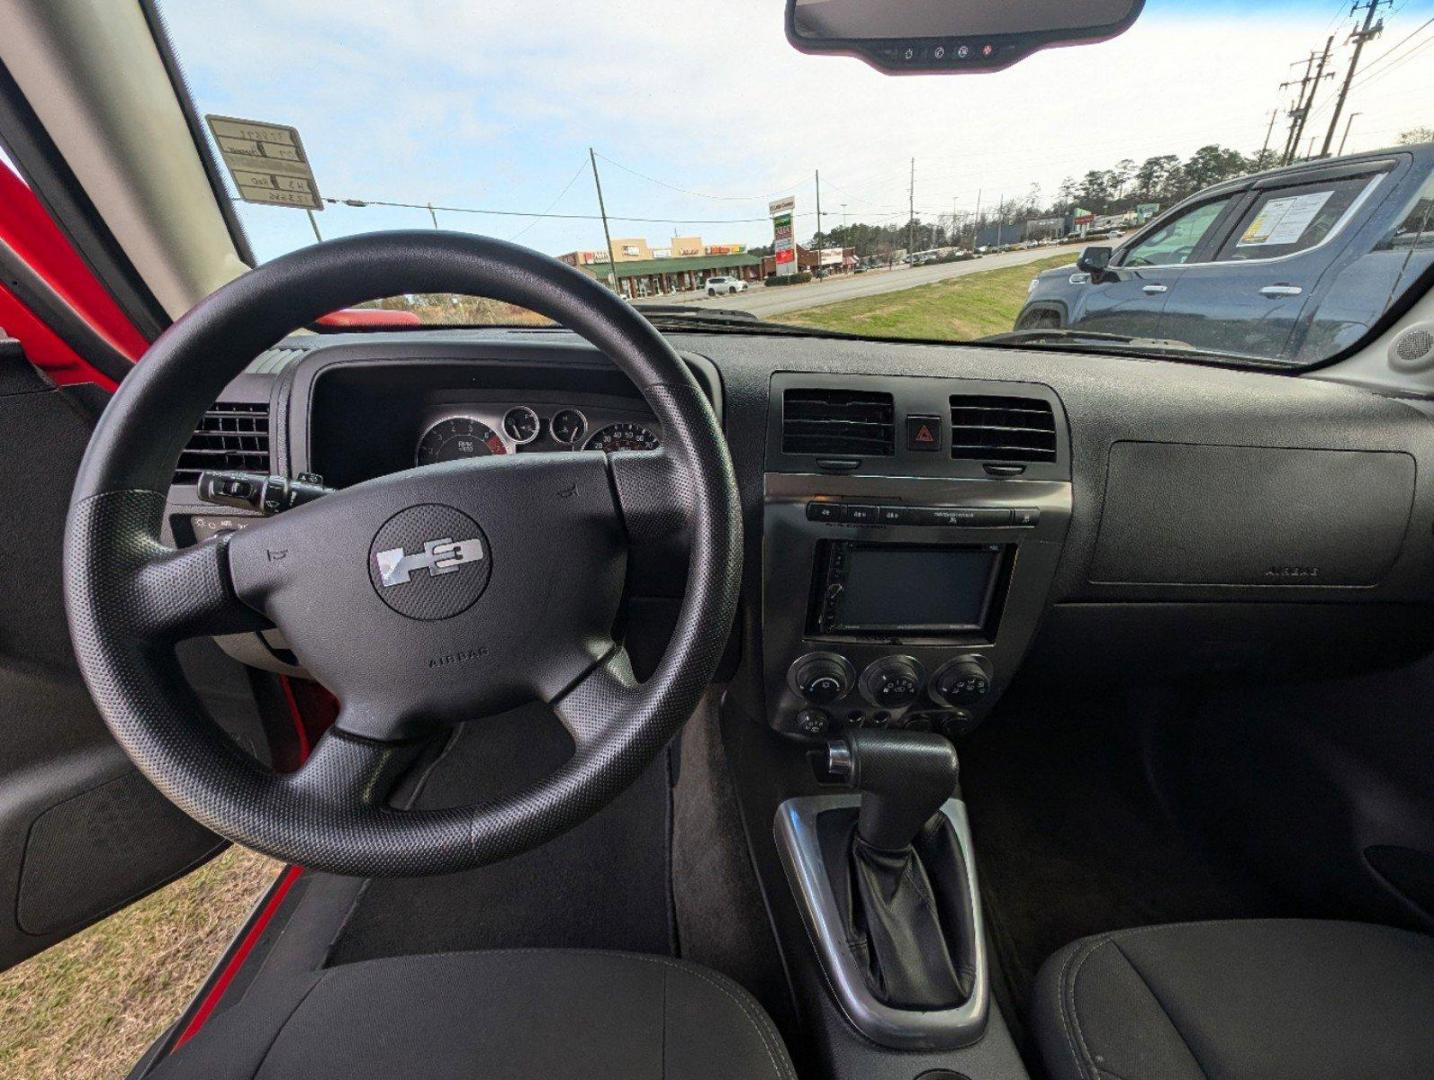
[205,115,323,211]
[1236,190,1332,248]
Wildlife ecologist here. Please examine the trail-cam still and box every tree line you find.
[794,125,1431,259]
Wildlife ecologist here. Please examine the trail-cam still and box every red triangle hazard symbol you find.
[915,424,935,443]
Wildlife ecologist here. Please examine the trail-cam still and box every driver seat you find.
[147,948,795,1080]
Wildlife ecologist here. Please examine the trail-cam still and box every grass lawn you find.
[0,845,281,1080]
[779,252,1075,340]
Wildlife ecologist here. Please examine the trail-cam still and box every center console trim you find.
[773,793,989,1050]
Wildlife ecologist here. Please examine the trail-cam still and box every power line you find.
[1351,13,1434,82]
[1321,0,1392,157]
[506,158,588,241]
[592,152,808,202]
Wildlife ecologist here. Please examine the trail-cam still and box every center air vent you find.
[782,388,895,457]
[173,402,271,484]
[949,394,1056,463]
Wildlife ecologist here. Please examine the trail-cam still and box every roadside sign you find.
[771,198,797,277]
[205,115,323,211]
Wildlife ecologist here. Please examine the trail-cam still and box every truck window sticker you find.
[1236,190,1334,248]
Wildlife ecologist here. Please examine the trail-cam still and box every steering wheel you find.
[62,232,741,877]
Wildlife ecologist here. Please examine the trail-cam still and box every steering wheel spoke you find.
[287,724,428,810]
[548,648,641,751]
[132,534,268,641]
[609,448,693,544]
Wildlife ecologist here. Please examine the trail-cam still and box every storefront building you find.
[560,238,762,299]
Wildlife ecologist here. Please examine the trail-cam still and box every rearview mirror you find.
[1076,246,1114,276]
[786,0,1145,74]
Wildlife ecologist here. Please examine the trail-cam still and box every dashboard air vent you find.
[948,394,1056,463]
[782,388,895,457]
[173,402,271,485]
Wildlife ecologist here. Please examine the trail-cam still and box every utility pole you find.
[1293,36,1335,162]
[589,148,620,296]
[1260,108,1279,161]
[1339,111,1362,154]
[1321,0,1389,158]
[305,209,323,242]
[908,158,915,255]
[1280,41,1333,165]
[426,203,439,229]
[815,169,822,249]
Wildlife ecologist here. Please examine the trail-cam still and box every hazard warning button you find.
[905,415,943,452]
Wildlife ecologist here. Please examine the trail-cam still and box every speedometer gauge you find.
[415,417,507,465]
[583,422,661,453]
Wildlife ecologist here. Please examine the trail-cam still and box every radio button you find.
[840,504,878,525]
[909,506,1011,527]
[806,501,840,523]
[1010,507,1041,527]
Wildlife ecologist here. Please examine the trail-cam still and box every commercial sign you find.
[1136,202,1161,223]
[818,247,843,266]
[771,197,797,277]
[206,114,323,211]
[705,243,746,255]
[672,235,703,258]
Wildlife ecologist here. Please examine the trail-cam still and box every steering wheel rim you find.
[62,231,741,877]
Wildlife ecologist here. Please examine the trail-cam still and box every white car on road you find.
[704,276,747,296]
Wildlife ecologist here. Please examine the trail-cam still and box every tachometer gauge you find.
[415,417,507,465]
[583,422,661,453]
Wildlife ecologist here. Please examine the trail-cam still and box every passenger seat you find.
[1031,919,1434,1080]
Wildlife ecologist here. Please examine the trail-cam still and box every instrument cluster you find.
[415,403,661,465]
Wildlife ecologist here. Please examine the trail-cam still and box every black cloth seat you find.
[1032,919,1434,1080]
[150,949,795,1080]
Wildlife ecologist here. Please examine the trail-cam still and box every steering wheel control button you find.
[368,504,492,620]
[906,415,943,451]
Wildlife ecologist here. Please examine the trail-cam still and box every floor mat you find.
[959,695,1292,1049]
[327,703,675,965]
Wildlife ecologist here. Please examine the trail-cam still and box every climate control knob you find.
[859,656,925,709]
[931,656,993,708]
[790,653,856,705]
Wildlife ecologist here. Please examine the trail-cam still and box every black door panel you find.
[0,341,265,973]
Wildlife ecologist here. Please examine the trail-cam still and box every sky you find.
[155,0,1434,262]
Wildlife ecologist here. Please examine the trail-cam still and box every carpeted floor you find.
[327,702,676,965]
[959,695,1292,1053]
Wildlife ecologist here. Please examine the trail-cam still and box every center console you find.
[763,372,1072,741]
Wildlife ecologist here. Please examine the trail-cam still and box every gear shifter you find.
[828,729,961,850]
[825,730,972,1010]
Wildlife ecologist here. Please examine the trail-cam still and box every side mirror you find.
[1076,246,1113,276]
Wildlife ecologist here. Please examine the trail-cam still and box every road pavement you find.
[632,242,1083,319]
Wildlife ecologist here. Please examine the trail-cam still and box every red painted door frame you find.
[0,158,148,388]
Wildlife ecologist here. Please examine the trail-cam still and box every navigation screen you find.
[839,544,1000,631]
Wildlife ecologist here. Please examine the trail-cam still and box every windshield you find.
[157,1,1434,368]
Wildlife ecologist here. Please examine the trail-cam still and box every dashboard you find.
[163,326,1434,738]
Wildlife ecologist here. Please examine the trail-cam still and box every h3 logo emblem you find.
[375,536,484,588]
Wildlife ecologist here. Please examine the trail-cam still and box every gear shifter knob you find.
[828,730,960,851]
